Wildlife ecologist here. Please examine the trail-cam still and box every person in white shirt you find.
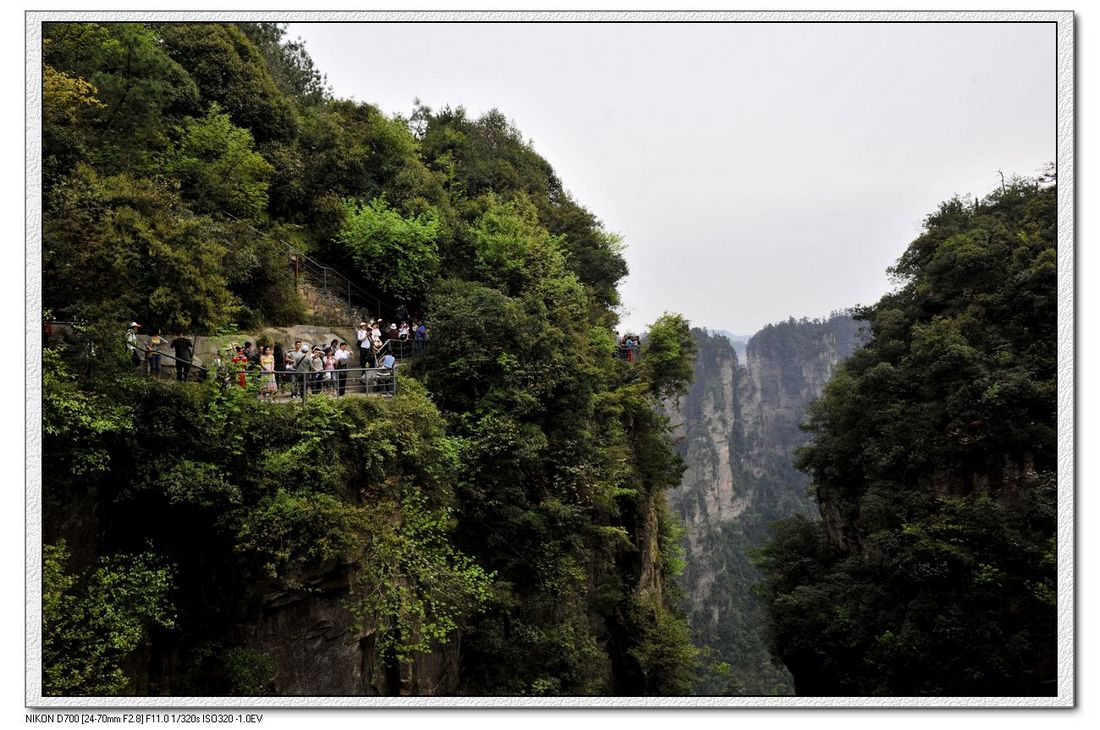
[356,322,370,368]
[370,320,384,367]
[293,345,311,399]
[126,322,141,367]
[335,341,351,396]
[398,323,410,354]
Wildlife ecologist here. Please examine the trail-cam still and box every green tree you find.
[235,22,329,105]
[469,194,567,295]
[540,198,629,308]
[756,175,1057,696]
[170,104,275,218]
[42,61,104,183]
[43,541,175,696]
[43,23,199,169]
[42,348,132,478]
[156,23,296,144]
[44,164,236,332]
[643,313,698,399]
[337,197,440,300]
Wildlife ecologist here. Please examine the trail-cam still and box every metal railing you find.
[44,323,213,381]
[209,365,398,400]
[220,209,408,325]
[615,345,642,363]
[136,347,208,381]
[375,337,429,360]
[287,243,395,322]
[117,345,400,399]
[131,335,399,398]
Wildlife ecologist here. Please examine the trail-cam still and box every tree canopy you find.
[40,21,697,697]
[754,175,1057,696]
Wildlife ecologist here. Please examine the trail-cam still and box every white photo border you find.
[25,8,1076,709]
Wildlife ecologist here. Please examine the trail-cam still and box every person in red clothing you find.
[231,346,248,388]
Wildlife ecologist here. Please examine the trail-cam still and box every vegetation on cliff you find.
[754,174,1057,695]
[40,21,696,696]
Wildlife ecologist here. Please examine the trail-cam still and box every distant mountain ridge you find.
[705,328,752,357]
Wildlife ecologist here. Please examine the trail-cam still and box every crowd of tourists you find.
[124,316,429,399]
[211,334,404,399]
[355,317,429,367]
[616,333,641,363]
[127,322,198,381]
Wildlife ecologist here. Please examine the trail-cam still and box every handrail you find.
[615,344,642,363]
[219,209,404,321]
[212,365,398,400]
[46,325,210,375]
[372,337,428,361]
[141,347,208,373]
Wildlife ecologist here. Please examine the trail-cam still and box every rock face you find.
[666,315,864,695]
[669,335,744,548]
[242,565,461,696]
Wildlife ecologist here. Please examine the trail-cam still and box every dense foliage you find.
[41,22,697,696]
[754,176,1057,696]
[44,540,175,696]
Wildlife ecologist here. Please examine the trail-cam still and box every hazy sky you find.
[287,21,1055,335]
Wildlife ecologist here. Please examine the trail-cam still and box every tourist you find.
[357,321,371,369]
[370,321,384,367]
[283,353,296,395]
[335,341,350,396]
[210,351,226,386]
[293,345,312,399]
[231,346,248,388]
[243,341,259,385]
[310,346,324,394]
[126,322,141,367]
[322,348,336,393]
[377,351,397,395]
[273,342,285,386]
[260,346,277,397]
[147,331,165,376]
[171,331,193,381]
[414,321,428,354]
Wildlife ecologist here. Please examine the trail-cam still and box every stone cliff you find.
[666,315,864,694]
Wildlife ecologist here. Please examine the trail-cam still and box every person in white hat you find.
[126,322,141,367]
[356,321,370,369]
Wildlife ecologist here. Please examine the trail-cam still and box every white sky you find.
[295,23,1051,334]
[288,19,1051,334]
